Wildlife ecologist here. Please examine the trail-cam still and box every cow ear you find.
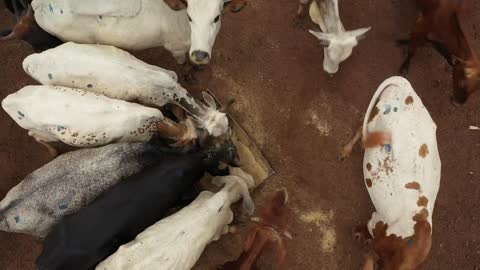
[308,30,331,47]
[224,0,247,13]
[202,91,218,109]
[164,0,187,11]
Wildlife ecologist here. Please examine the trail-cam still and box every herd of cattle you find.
[0,0,478,269]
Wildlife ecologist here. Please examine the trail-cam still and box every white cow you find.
[96,167,255,270]
[359,77,441,269]
[307,0,370,74]
[23,42,229,137]
[1,85,196,149]
[31,0,244,65]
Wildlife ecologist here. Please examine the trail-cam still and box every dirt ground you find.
[1,0,480,269]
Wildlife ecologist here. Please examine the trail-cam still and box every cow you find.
[36,141,240,270]
[1,85,198,155]
[220,188,291,270]
[297,0,370,74]
[398,0,480,104]
[23,42,230,138]
[0,0,62,51]
[0,142,175,238]
[96,167,255,270]
[341,77,441,270]
[2,0,246,65]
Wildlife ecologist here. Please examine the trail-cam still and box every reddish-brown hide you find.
[220,189,290,270]
[1,4,35,41]
[400,0,480,104]
[361,219,432,270]
[1,1,61,51]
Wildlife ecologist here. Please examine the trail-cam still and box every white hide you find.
[23,42,229,137]
[31,0,228,65]
[24,42,181,107]
[1,85,164,147]
[362,77,441,238]
[308,0,370,74]
[96,168,255,270]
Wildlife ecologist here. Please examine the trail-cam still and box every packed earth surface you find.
[1,1,480,269]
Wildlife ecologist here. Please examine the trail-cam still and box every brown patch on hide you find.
[417,196,429,207]
[368,106,380,123]
[405,182,421,190]
[366,163,372,171]
[405,96,414,105]
[413,209,429,222]
[365,178,373,188]
[419,144,429,158]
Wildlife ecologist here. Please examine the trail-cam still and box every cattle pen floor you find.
[1,1,480,269]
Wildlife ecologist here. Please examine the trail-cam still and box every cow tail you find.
[362,76,411,141]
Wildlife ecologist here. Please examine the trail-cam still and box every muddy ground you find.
[1,0,480,269]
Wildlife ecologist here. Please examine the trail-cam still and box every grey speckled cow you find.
[0,142,168,238]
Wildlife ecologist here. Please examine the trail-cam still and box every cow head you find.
[309,27,370,74]
[363,220,432,270]
[451,57,480,104]
[164,0,246,65]
[195,91,231,137]
[203,138,240,175]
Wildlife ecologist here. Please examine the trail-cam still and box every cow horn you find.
[0,31,16,41]
[156,118,187,139]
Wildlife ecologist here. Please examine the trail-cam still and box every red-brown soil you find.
[1,1,480,269]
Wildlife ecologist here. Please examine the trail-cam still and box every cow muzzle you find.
[190,50,211,65]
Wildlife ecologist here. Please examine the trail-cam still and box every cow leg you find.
[339,126,362,160]
[361,253,377,270]
[399,16,429,75]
